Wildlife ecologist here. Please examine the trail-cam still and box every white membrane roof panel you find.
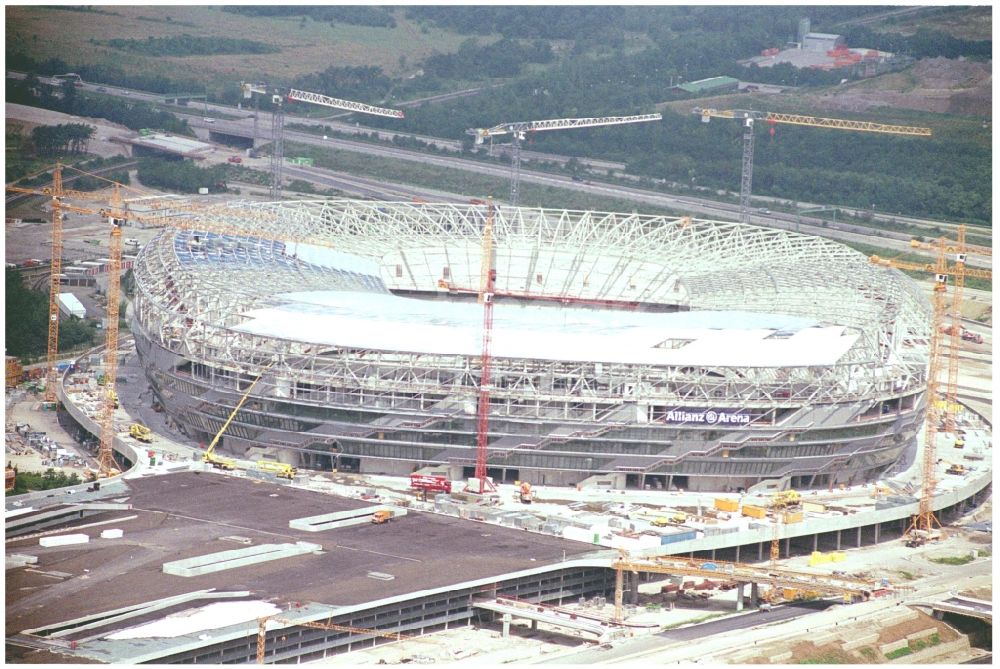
[232,291,858,367]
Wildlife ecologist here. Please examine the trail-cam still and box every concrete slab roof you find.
[125,133,213,159]
[5,471,596,640]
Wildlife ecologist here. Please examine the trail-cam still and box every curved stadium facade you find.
[131,200,931,492]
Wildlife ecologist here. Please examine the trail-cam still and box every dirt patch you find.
[959,587,992,601]
[789,641,861,664]
[876,610,960,645]
[744,640,863,664]
[808,57,991,117]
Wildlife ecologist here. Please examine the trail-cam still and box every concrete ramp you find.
[289,506,406,532]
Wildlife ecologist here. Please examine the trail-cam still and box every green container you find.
[149,457,156,466]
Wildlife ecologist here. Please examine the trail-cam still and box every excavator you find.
[203,361,275,472]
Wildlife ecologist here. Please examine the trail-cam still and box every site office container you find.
[714,498,740,512]
[741,504,767,519]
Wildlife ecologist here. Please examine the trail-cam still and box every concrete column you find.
[750,582,759,607]
[757,542,763,561]
[857,525,862,548]
[735,583,745,611]
[735,544,741,563]
[836,529,841,551]
[502,613,511,638]
[711,549,716,560]
[531,619,538,631]
[813,533,818,552]
[874,522,880,543]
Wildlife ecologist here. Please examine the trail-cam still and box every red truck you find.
[227,156,243,164]
[410,473,451,494]
[961,330,984,344]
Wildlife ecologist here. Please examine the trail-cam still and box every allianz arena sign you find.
[662,409,751,426]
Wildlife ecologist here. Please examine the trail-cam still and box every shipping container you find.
[741,504,767,519]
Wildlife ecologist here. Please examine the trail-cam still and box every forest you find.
[5,268,98,361]
[6,79,191,136]
[5,6,992,225]
[135,158,232,194]
[30,123,94,156]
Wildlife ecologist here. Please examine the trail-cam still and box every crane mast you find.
[694,107,932,224]
[869,237,991,542]
[909,227,992,432]
[45,165,65,403]
[8,165,118,403]
[470,200,497,494]
[97,185,126,476]
[467,113,662,207]
[241,84,404,200]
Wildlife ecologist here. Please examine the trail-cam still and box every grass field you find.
[6,6,481,86]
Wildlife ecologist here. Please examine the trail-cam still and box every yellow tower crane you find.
[907,226,992,432]
[869,245,991,543]
[6,164,127,402]
[693,108,932,224]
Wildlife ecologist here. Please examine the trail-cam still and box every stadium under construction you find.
[7,200,991,665]
[130,200,932,493]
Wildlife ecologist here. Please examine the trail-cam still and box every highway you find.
[196,113,992,268]
[7,72,991,268]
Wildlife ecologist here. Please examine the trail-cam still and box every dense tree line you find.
[223,5,396,28]
[30,123,94,156]
[291,66,395,103]
[7,469,82,496]
[6,51,201,95]
[104,34,278,57]
[424,39,553,80]
[840,25,991,60]
[6,79,190,135]
[135,158,229,194]
[404,6,875,42]
[5,269,98,361]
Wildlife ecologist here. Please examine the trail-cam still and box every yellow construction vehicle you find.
[518,481,533,504]
[945,463,967,476]
[203,361,276,472]
[110,389,119,409]
[371,510,393,524]
[770,490,801,509]
[129,423,153,443]
[256,460,297,480]
[652,512,688,526]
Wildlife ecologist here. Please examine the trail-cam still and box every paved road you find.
[8,72,991,266]
[542,600,833,664]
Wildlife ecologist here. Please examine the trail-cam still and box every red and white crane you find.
[468,199,498,494]
[241,83,404,200]
[467,113,662,206]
